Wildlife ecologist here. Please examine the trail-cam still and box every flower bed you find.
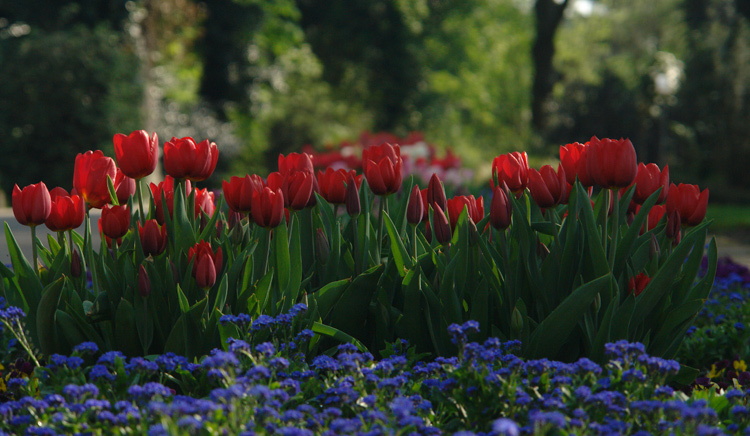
[0,130,727,434]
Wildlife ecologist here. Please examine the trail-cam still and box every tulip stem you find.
[376,197,386,264]
[136,178,147,224]
[30,225,39,280]
[609,188,619,269]
[84,210,101,295]
[261,228,272,277]
[351,215,360,275]
[411,224,421,290]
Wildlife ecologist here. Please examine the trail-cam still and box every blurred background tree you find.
[0,0,749,202]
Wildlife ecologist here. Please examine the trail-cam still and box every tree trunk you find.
[531,0,569,132]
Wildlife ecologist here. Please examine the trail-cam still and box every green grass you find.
[706,204,750,233]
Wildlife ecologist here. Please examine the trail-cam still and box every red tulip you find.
[269,170,314,211]
[114,169,136,205]
[45,188,85,232]
[628,273,651,297]
[491,152,529,193]
[194,188,216,218]
[666,210,681,239]
[163,137,219,181]
[446,195,484,231]
[345,174,361,216]
[223,174,265,214]
[113,130,158,180]
[666,183,709,227]
[559,142,593,187]
[432,205,452,245]
[363,143,403,196]
[646,204,667,232]
[426,173,447,212]
[138,219,167,257]
[100,204,130,240]
[149,176,192,224]
[420,188,429,223]
[318,168,360,204]
[70,248,82,278]
[279,152,314,175]
[628,163,669,204]
[586,137,638,189]
[12,182,51,226]
[251,187,284,228]
[528,165,566,209]
[490,186,512,230]
[138,264,151,298]
[188,241,223,289]
[74,150,117,209]
[407,185,424,225]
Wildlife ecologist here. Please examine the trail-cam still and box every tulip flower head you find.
[188,241,223,289]
[163,137,219,181]
[45,188,85,232]
[490,186,512,230]
[138,219,168,257]
[114,169,136,205]
[629,163,669,204]
[628,273,651,297]
[432,204,452,245]
[363,143,403,196]
[559,142,593,187]
[100,204,131,240]
[12,182,51,227]
[138,265,151,298]
[251,187,285,228]
[666,183,709,227]
[586,137,638,189]
[345,174,361,217]
[407,185,424,225]
[222,174,265,214]
[113,130,159,180]
[74,150,117,209]
[426,173,447,212]
[491,152,529,193]
[194,188,216,218]
[318,168,360,205]
[528,165,567,209]
[447,195,484,231]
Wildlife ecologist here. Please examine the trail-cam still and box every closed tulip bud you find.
[346,174,361,217]
[407,185,424,225]
[70,248,82,278]
[113,130,159,180]
[649,233,660,260]
[426,173,447,212]
[12,182,52,226]
[170,260,179,285]
[511,306,523,334]
[432,205,452,245]
[138,265,151,298]
[188,241,222,289]
[138,219,167,257]
[315,228,330,265]
[490,186,512,230]
[592,292,601,314]
[666,210,681,239]
[100,205,130,240]
[251,187,285,228]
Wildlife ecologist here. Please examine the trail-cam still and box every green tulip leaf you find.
[525,274,612,360]
[384,211,413,277]
[312,322,368,352]
[36,277,65,355]
[114,298,140,357]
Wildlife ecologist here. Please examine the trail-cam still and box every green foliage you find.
[0,26,142,194]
